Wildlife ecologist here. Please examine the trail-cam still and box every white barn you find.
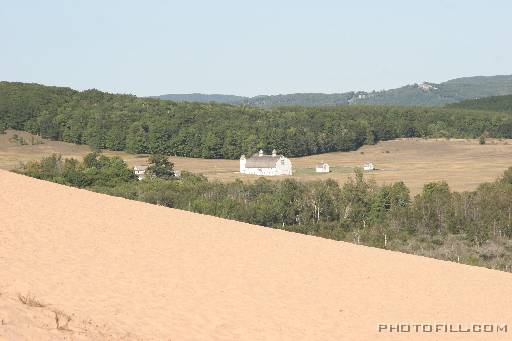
[315,163,330,173]
[240,150,293,176]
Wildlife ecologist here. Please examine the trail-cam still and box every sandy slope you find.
[0,292,142,340]
[1,170,512,340]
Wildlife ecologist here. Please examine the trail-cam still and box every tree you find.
[106,125,127,151]
[201,132,223,158]
[413,181,453,235]
[39,153,63,179]
[126,121,149,154]
[62,158,92,187]
[146,154,175,179]
[147,119,171,155]
[500,167,512,184]
[37,111,60,139]
[479,134,486,145]
[0,120,7,134]
[84,113,109,150]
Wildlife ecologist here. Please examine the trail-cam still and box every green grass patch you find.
[294,166,355,176]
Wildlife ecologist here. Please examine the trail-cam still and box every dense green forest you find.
[448,94,512,112]
[159,92,354,107]
[157,93,247,105]
[159,75,512,107]
[19,153,512,272]
[2,81,512,159]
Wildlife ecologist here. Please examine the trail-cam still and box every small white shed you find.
[315,163,330,173]
[363,162,374,171]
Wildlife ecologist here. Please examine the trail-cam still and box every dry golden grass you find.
[2,129,512,194]
[0,291,142,340]
[0,129,146,170]
[17,293,46,308]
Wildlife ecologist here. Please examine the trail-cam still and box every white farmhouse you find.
[240,149,292,176]
[315,162,330,173]
[133,165,148,180]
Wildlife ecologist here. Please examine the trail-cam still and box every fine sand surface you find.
[3,129,512,194]
[0,292,142,340]
[1,170,512,340]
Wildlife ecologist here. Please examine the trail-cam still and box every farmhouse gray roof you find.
[245,153,283,168]
[134,165,149,171]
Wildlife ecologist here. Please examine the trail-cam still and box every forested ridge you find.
[19,152,512,272]
[159,75,512,107]
[447,94,512,113]
[2,81,512,159]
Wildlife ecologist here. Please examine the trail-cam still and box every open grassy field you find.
[2,129,512,194]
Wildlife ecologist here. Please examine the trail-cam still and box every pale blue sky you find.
[1,0,511,96]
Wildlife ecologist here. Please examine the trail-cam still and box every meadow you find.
[3,129,512,194]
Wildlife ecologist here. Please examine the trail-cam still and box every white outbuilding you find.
[133,165,149,180]
[240,149,293,176]
[315,162,330,173]
[363,162,374,171]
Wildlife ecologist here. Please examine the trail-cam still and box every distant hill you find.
[158,75,512,107]
[447,94,512,112]
[158,93,246,105]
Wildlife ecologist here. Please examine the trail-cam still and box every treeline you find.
[447,94,512,113]
[19,153,512,272]
[20,152,175,187]
[2,81,512,159]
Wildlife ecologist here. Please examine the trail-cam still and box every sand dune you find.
[1,170,512,340]
[0,292,142,340]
